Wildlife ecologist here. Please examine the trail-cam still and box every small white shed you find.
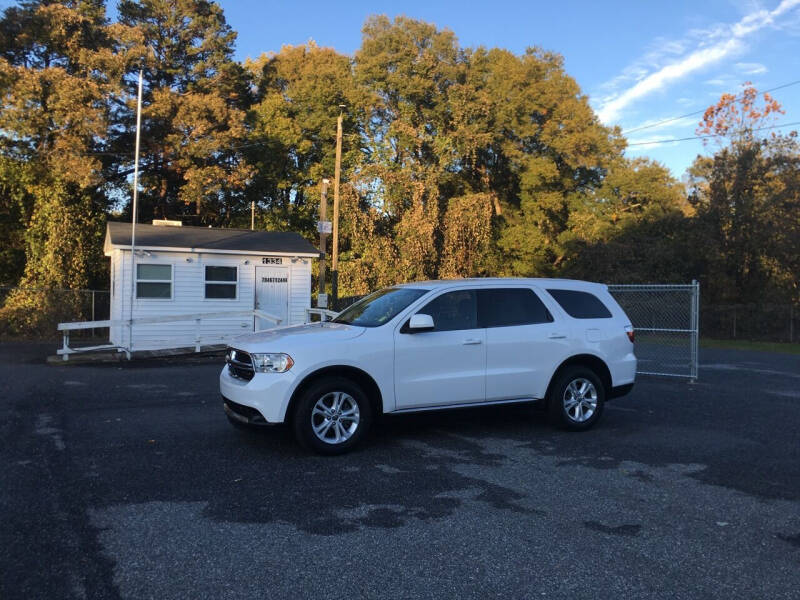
[104,221,318,351]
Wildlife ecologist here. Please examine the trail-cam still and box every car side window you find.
[478,288,553,328]
[417,290,478,331]
[546,289,612,319]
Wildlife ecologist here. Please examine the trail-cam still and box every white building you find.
[104,221,318,351]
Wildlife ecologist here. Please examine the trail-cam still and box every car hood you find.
[231,322,366,352]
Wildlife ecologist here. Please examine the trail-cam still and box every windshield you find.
[332,287,428,327]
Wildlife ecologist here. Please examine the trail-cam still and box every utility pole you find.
[318,179,330,308]
[250,201,255,230]
[331,105,345,308]
[127,68,144,357]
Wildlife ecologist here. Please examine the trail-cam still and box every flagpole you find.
[128,68,144,357]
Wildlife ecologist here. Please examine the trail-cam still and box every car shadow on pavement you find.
[191,409,545,534]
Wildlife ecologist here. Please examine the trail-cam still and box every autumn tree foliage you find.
[0,4,796,335]
[696,83,784,144]
[111,0,253,224]
[0,0,141,333]
[245,41,363,234]
[689,86,799,306]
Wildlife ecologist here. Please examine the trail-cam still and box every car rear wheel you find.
[293,377,373,455]
[548,366,605,431]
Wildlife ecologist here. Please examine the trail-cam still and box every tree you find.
[561,158,696,283]
[111,0,252,225]
[696,82,784,146]
[688,85,799,305]
[0,0,135,333]
[490,47,625,277]
[245,41,363,234]
[354,16,467,282]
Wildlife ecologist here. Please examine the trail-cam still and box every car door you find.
[480,287,566,401]
[394,289,486,409]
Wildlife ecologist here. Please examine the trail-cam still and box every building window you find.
[136,264,172,299]
[205,265,237,299]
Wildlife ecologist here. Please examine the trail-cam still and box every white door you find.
[255,266,289,329]
[394,289,486,409]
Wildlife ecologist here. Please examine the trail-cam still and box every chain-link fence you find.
[608,283,699,380]
[0,286,110,340]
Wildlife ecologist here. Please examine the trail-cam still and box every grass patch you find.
[701,338,800,355]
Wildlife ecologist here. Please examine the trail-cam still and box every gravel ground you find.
[1,342,798,599]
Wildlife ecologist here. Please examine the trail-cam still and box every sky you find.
[216,0,800,178]
[3,0,798,177]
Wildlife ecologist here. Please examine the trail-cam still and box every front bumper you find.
[223,397,271,426]
[219,365,297,424]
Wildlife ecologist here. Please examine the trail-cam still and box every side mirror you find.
[408,313,434,332]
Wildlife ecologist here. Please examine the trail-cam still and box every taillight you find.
[625,325,635,343]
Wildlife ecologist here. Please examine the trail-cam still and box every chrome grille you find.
[226,348,254,381]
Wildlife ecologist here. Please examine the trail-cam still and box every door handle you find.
[463,338,482,345]
[547,333,567,339]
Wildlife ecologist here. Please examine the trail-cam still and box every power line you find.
[621,78,800,135]
[627,120,800,146]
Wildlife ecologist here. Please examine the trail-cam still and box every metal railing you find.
[57,309,283,361]
[8,282,702,377]
[305,307,338,322]
[608,281,700,380]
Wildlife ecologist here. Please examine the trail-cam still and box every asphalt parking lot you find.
[1,342,799,599]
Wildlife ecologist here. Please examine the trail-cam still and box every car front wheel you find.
[292,377,373,455]
[548,366,605,431]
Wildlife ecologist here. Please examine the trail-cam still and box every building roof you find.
[105,222,319,257]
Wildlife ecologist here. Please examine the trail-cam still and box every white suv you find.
[221,278,636,454]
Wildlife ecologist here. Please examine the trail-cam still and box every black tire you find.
[292,376,373,455]
[547,365,605,431]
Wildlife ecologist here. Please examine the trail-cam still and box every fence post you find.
[732,306,737,339]
[791,305,794,343]
[194,318,201,353]
[62,331,70,362]
[91,290,96,338]
[690,280,699,382]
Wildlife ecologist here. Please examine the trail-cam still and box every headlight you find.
[250,353,294,373]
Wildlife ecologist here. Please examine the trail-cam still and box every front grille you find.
[226,348,255,381]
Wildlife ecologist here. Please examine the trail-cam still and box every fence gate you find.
[608,282,700,380]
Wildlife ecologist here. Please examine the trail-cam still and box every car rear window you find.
[546,289,612,319]
[478,288,553,327]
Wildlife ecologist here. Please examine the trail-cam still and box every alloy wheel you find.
[311,391,360,444]
[562,378,598,423]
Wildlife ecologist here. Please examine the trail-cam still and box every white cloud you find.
[596,0,800,123]
[735,61,768,74]
[597,39,742,122]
